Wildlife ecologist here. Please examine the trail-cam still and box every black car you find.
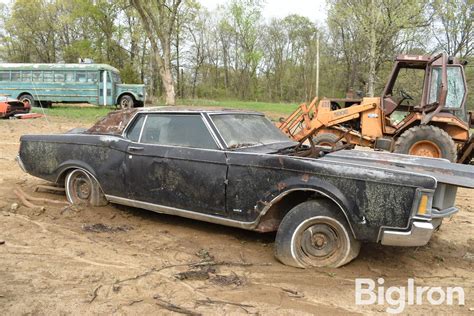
[17,107,474,268]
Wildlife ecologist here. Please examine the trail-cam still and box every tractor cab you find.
[381,53,469,127]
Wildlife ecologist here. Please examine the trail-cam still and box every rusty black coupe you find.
[18,107,474,268]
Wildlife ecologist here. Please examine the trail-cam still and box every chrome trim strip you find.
[137,114,148,143]
[105,187,357,235]
[105,195,256,230]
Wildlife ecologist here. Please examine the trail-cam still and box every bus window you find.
[87,72,98,82]
[11,71,20,81]
[54,72,65,82]
[43,71,53,82]
[111,72,121,83]
[77,72,87,82]
[65,71,74,82]
[21,71,32,82]
[0,71,9,81]
[32,71,42,81]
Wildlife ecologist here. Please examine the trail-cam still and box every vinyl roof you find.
[86,107,263,135]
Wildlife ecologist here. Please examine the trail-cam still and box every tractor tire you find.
[393,125,457,162]
[313,133,343,148]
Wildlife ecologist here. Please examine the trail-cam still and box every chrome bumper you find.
[381,221,434,246]
[16,155,26,172]
[381,207,458,247]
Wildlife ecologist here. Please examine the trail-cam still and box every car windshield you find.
[211,114,291,148]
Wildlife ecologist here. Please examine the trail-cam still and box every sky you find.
[200,0,328,23]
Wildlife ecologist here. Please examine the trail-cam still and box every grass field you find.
[32,105,113,122]
[31,99,298,123]
[177,99,297,116]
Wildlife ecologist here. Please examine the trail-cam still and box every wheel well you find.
[56,166,97,186]
[254,190,352,234]
[56,168,74,186]
[117,93,136,104]
[18,92,33,99]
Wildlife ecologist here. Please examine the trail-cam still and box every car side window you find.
[140,114,218,150]
[127,114,146,142]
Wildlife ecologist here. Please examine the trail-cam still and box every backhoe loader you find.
[278,53,473,163]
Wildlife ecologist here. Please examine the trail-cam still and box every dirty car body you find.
[18,107,474,268]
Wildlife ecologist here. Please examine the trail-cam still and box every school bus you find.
[0,63,145,108]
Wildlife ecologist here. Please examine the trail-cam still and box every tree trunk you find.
[159,54,176,105]
[367,0,377,97]
[131,0,181,106]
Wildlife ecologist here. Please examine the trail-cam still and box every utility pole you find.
[315,33,320,97]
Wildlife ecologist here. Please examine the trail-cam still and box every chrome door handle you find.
[128,146,144,152]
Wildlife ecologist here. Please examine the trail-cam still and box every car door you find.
[124,112,228,216]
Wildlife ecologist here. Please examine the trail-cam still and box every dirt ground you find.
[0,116,473,315]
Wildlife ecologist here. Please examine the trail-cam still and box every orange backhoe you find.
[278,53,473,163]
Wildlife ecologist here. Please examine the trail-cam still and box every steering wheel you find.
[330,102,341,111]
[400,89,414,101]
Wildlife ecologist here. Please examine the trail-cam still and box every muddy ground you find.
[0,116,473,315]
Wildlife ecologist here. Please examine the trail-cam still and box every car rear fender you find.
[55,160,99,185]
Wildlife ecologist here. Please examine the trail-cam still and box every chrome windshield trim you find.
[201,113,224,150]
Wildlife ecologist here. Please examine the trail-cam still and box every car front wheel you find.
[274,199,360,268]
[65,169,108,206]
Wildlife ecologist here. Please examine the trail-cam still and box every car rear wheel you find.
[274,199,360,268]
[65,169,108,206]
[119,95,135,109]
[393,125,456,162]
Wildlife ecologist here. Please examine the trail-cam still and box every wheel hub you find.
[301,225,338,258]
[409,140,441,158]
[74,177,91,200]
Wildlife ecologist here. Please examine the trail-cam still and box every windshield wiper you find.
[273,144,300,153]
[228,143,258,149]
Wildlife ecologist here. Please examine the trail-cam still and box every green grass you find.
[30,99,299,123]
[32,106,114,122]
[177,99,298,116]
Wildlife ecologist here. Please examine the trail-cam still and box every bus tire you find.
[118,95,135,109]
[19,94,35,107]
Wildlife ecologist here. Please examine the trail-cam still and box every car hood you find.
[322,150,474,188]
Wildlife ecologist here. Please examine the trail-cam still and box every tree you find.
[328,0,431,96]
[131,0,182,105]
[431,0,473,58]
